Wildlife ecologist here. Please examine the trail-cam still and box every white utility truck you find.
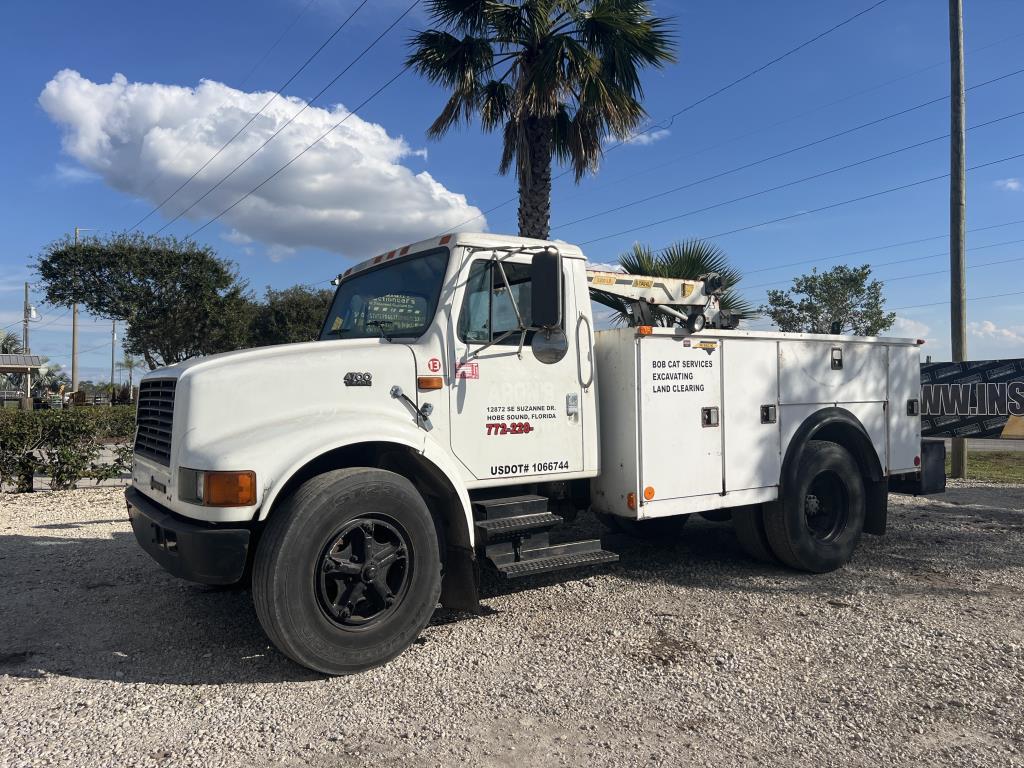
[127,232,943,674]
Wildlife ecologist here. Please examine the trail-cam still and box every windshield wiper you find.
[366,320,394,341]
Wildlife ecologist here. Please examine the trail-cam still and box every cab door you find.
[448,251,584,483]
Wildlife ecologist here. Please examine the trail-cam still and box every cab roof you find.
[335,232,585,282]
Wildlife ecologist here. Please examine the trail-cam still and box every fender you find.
[253,415,475,544]
[781,406,888,535]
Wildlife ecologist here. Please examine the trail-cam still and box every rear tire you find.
[763,441,866,572]
[731,505,777,563]
[252,468,441,675]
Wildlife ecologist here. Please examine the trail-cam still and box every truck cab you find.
[127,232,941,675]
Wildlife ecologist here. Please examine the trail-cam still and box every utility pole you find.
[949,0,967,478]
[72,227,81,393]
[23,283,32,402]
[110,320,116,406]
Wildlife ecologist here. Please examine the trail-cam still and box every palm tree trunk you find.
[517,117,553,240]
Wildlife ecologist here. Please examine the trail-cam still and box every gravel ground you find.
[1,481,1023,768]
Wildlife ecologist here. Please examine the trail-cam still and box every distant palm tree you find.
[116,353,145,398]
[407,0,675,239]
[1,332,26,391]
[1,331,24,354]
[594,239,755,326]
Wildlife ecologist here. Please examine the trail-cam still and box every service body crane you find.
[127,233,943,674]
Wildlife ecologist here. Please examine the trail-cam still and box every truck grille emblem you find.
[344,372,372,387]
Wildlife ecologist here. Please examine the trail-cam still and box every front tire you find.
[252,468,441,675]
[763,441,866,572]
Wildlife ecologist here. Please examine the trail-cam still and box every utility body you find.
[127,232,943,674]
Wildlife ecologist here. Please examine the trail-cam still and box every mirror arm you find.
[493,257,527,332]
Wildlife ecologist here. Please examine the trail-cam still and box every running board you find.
[488,540,619,579]
[472,494,618,580]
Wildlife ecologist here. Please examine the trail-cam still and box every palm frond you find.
[612,239,756,324]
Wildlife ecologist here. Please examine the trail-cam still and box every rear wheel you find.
[731,504,777,564]
[763,441,866,572]
[253,468,441,675]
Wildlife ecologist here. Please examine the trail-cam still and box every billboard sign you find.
[920,359,1024,439]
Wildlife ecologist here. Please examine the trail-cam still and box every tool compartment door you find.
[638,336,723,512]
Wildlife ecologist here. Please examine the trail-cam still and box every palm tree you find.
[407,0,675,239]
[594,239,756,326]
[1,332,26,392]
[116,353,145,399]
[1,331,24,354]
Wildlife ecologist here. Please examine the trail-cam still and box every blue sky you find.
[2,0,1023,381]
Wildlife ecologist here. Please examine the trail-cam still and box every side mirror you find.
[530,247,562,328]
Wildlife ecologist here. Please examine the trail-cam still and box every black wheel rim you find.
[316,516,412,629]
[803,471,848,542]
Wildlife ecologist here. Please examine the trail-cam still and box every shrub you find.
[0,405,137,492]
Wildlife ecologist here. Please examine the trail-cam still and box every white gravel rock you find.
[0,481,1022,767]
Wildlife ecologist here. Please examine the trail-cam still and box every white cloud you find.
[221,229,253,245]
[54,163,100,184]
[891,315,931,340]
[994,178,1021,192]
[266,244,296,262]
[584,261,624,273]
[969,319,1024,345]
[621,128,670,147]
[38,70,486,257]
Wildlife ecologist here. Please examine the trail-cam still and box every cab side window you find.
[458,260,535,344]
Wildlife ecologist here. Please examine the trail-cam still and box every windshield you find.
[320,248,449,341]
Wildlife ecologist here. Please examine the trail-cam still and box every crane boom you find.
[585,268,736,331]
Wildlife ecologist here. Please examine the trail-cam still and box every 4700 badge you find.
[490,459,570,476]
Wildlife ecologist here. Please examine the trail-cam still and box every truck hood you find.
[141,339,421,471]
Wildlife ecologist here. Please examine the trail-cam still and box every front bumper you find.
[126,486,251,585]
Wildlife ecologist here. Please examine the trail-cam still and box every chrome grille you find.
[135,379,176,465]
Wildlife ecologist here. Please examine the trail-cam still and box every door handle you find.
[576,313,595,389]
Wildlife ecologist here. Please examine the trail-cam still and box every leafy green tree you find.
[407,0,675,239]
[594,239,755,326]
[249,285,333,347]
[35,232,254,369]
[760,264,895,335]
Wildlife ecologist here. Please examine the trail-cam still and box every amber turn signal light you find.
[204,471,257,507]
[417,376,444,390]
[626,492,637,510]
[637,325,653,336]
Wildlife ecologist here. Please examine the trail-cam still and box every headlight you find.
[179,468,256,507]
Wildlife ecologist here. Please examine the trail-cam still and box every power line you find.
[743,217,1024,275]
[434,0,892,237]
[236,0,319,90]
[742,235,1024,291]
[893,290,1024,311]
[555,67,1024,231]
[133,0,320,202]
[131,0,370,230]
[157,0,417,234]
[570,32,1024,195]
[185,66,411,240]
[577,110,1024,246]
[614,0,892,149]
[618,150,1024,250]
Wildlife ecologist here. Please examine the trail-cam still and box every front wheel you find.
[252,468,441,675]
[763,441,866,572]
